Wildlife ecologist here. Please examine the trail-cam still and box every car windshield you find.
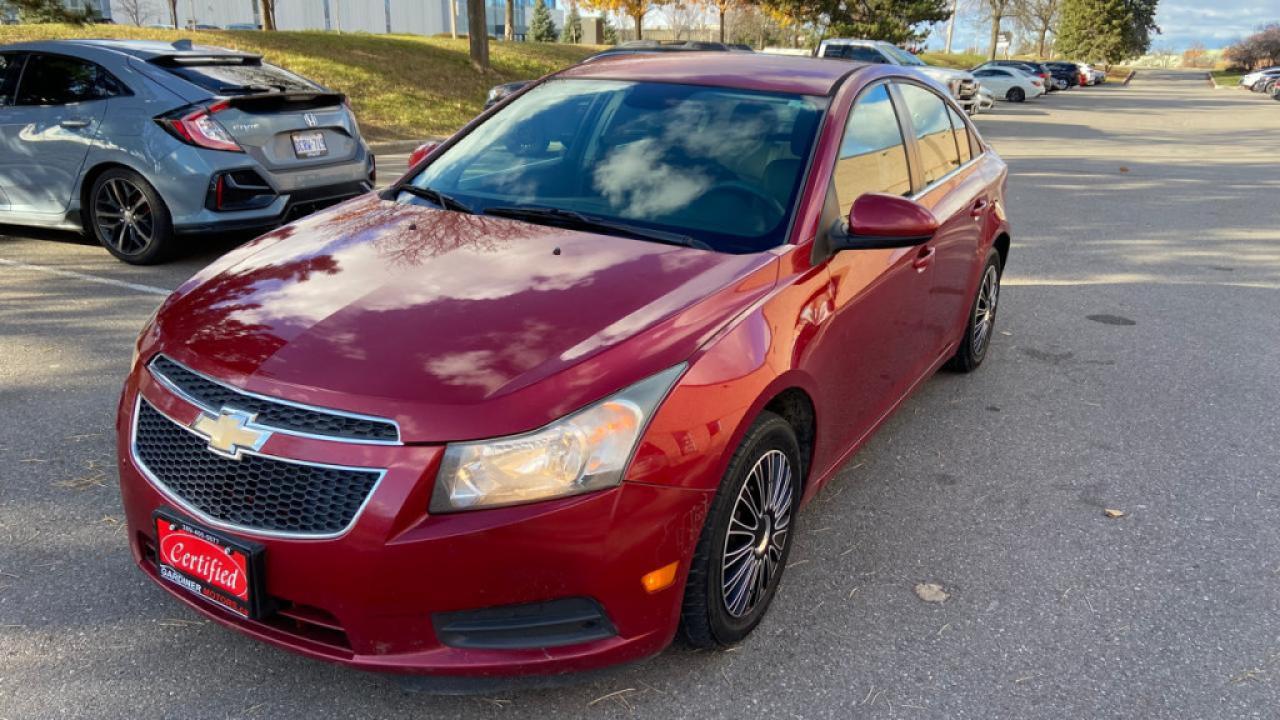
[403,79,826,253]
[158,59,319,95]
[881,45,925,66]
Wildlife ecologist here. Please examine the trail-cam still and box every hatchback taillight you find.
[157,100,242,153]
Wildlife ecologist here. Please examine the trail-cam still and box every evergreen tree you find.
[601,13,619,44]
[529,0,558,42]
[3,0,96,22]
[1056,0,1130,64]
[561,4,583,43]
[761,0,951,45]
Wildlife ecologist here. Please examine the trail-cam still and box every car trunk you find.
[217,93,360,174]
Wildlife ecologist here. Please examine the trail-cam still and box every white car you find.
[1078,64,1107,85]
[814,39,981,115]
[971,66,1045,102]
[977,86,995,111]
[1240,67,1280,90]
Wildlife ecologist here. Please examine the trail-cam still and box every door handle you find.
[912,245,935,271]
[970,198,989,219]
[60,119,91,129]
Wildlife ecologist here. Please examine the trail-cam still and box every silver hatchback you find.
[0,39,375,263]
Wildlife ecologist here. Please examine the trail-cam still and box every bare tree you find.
[165,0,177,28]
[1021,0,1058,58]
[659,1,700,41]
[974,0,1025,60]
[505,0,514,39]
[116,0,152,25]
[260,0,276,30]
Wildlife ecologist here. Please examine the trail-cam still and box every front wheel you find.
[681,412,800,648]
[1006,87,1026,103]
[946,249,1002,373]
[88,168,174,265]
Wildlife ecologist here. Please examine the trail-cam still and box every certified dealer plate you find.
[153,510,266,619]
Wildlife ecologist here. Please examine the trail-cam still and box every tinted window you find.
[897,83,961,186]
[832,84,910,216]
[158,59,318,95]
[824,45,888,63]
[974,70,998,78]
[948,106,972,164]
[408,79,825,254]
[16,55,121,106]
[0,54,24,105]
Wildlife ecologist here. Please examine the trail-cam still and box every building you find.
[53,0,559,39]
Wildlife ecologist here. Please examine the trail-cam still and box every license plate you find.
[153,510,266,619]
[291,131,328,159]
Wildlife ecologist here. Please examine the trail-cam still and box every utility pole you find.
[944,0,957,54]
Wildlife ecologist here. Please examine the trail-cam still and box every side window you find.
[897,83,962,186]
[849,46,889,64]
[0,54,24,105]
[947,105,973,164]
[822,45,849,59]
[831,83,911,217]
[16,55,121,106]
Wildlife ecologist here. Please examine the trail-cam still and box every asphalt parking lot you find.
[2,69,1279,718]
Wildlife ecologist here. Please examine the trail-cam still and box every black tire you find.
[680,411,801,648]
[945,248,1003,373]
[1006,87,1026,103]
[87,168,174,265]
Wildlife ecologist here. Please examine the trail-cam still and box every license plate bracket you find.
[291,130,328,159]
[153,509,267,619]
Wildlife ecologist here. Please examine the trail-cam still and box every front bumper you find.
[116,364,710,676]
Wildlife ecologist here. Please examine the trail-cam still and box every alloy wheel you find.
[972,264,1000,356]
[95,178,155,257]
[721,449,794,618]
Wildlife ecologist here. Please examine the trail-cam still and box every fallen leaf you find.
[1104,508,1126,519]
[915,583,949,603]
[1119,166,1130,173]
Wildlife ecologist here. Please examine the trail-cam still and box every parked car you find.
[1245,68,1280,92]
[118,52,1010,677]
[973,60,1059,91]
[225,23,263,30]
[0,39,375,263]
[1077,64,1106,85]
[815,38,981,115]
[972,66,1044,102]
[1239,66,1280,89]
[1044,61,1082,88]
[978,85,995,110]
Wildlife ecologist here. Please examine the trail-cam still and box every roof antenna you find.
[171,38,193,51]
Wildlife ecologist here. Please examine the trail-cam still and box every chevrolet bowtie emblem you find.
[192,409,270,459]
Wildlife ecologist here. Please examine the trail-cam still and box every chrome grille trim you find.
[130,396,387,540]
[148,355,401,445]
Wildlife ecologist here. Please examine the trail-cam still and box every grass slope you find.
[0,24,599,140]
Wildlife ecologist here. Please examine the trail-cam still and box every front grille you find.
[133,400,382,536]
[149,356,398,443]
[957,80,978,100]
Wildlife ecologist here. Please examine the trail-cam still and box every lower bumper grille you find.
[132,400,382,536]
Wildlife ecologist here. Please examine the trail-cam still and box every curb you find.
[368,138,446,154]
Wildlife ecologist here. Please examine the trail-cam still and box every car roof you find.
[2,38,256,61]
[559,52,861,96]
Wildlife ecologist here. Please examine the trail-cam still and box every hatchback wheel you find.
[89,169,173,265]
[947,249,1002,372]
[1006,87,1026,103]
[681,411,800,648]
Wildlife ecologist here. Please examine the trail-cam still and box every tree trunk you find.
[450,0,457,38]
[632,12,642,40]
[168,0,177,28]
[988,14,1001,60]
[1038,27,1048,58]
[467,0,489,70]
[260,0,276,30]
[504,0,514,40]
[718,7,725,43]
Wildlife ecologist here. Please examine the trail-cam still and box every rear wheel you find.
[681,412,800,648]
[1006,87,1026,103]
[88,168,173,265]
[946,249,1002,373]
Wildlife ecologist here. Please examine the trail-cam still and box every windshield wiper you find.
[396,184,473,214]
[483,205,710,250]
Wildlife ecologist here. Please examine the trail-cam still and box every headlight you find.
[430,364,686,512]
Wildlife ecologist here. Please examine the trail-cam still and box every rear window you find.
[156,58,319,96]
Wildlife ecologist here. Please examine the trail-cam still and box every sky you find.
[927,0,1276,53]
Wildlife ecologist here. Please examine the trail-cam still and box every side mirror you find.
[407,141,440,168]
[833,193,939,250]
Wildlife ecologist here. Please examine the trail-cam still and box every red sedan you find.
[118,53,1010,676]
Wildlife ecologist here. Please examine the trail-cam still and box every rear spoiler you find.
[150,53,263,67]
[223,92,347,112]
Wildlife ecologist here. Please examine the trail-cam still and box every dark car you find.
[1044,62,1083,88]
[119,52,1011,677]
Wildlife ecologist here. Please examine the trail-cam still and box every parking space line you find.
[0,257,171,296]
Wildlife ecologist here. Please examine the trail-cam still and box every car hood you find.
[151,195,779,442]
[918,66,975,82]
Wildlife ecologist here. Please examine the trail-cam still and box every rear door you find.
[0,53,117,215]
[150,57,358,187]
[0,53,28,212]
[893,81,988,358]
